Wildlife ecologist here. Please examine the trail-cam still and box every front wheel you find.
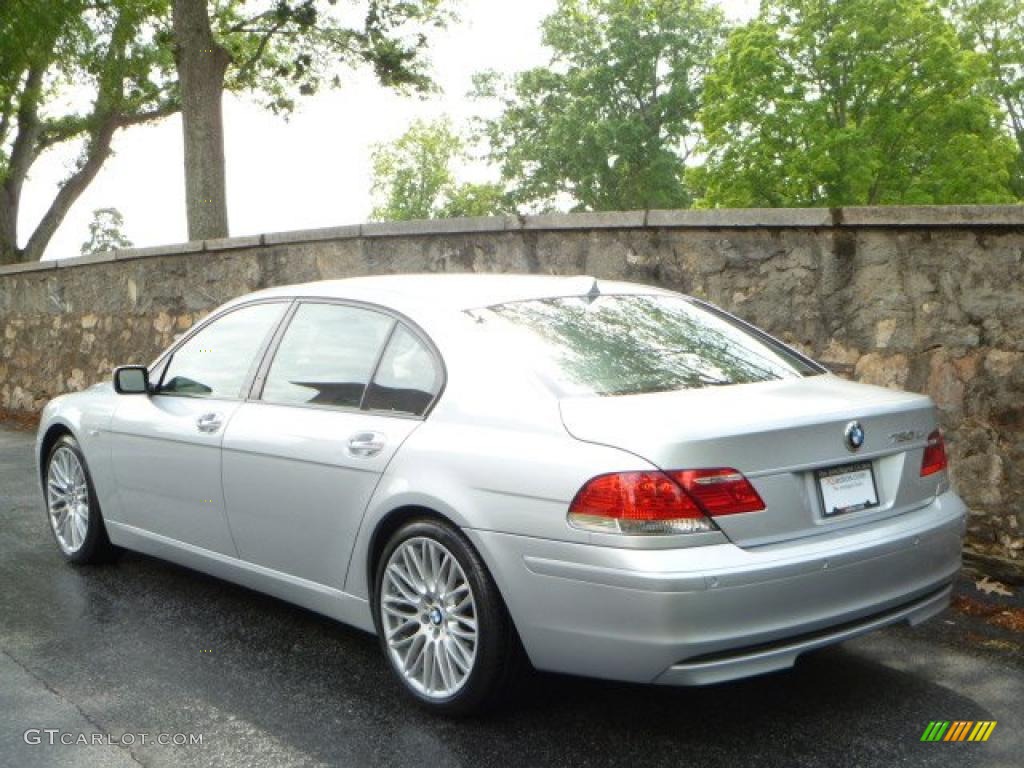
[45,435,118,564]
[373,518,521,715]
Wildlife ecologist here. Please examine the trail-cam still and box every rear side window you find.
[467,294,820,397]
[159,302,286,399]
[262,303,394,409]
[364,325,441,416]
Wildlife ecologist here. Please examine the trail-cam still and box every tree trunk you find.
[173,0,231,242]
[20,121,117,263]
[0,65,46,264]
[0,187,18,264]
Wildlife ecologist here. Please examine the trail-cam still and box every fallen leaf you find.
[975,576,1014,597]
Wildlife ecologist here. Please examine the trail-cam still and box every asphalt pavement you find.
[0,423,1021,767]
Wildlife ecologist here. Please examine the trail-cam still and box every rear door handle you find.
[347,431,386,457]
[196,413,223,433]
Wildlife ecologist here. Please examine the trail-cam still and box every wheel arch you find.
[38,422,75,487]
[364,504,458,601]
[357,499,516,629]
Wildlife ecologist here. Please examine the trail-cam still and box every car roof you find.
[226,273,677,316]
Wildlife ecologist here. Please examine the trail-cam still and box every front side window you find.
[467,294,821,397]
[262,303,394,409]
[159,302,286,398]
[364,325,441,416]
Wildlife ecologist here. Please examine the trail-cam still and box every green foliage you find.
[80,207,133,254]
[942,0,1024,195]
[0,0,176,177]
[439,180,508,218]
[0,0,177,262]
[208,0,454,115]
[696,0,1017,207]
[370,118,509,221]
[476,0,725,212]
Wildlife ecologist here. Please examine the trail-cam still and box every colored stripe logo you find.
[920,721,997,742]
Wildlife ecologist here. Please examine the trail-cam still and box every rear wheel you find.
[373,518,521,715]
[45,435,117,564]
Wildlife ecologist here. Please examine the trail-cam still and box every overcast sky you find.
[24,0,758,260]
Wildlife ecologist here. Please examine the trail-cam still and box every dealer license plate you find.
[816,461,879,518]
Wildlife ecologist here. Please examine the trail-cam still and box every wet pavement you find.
[0,423,1021,767]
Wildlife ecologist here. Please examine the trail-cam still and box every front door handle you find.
[196,412,223,433]
[348,431,386,457]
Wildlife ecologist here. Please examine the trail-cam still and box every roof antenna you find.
[585,277,601,304]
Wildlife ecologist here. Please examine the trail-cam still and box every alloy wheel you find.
[46,445,90,555]
[379,536,479,699]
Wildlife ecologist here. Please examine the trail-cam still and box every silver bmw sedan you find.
[36,274,965,714]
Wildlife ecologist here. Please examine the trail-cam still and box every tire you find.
[44,434,118,564]
[372,517,522,715]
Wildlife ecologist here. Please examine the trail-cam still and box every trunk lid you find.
[560,374,945,547]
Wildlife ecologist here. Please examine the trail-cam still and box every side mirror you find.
[113,365,150,395]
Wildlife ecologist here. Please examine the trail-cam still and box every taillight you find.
[567,468,764,535]
[920,429,948,477]
[668,469,766,516]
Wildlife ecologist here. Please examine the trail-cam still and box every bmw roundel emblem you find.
[845,421,866,452]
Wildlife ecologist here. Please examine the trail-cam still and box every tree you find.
[173,0,453,241]
[173,0,230,242]
[80,207,133,254]
[369,118,508,221]
[696,0,1017,207]
[476,0,725,212]
[440,180,508,218]
[942,0,1024,196]
[0,0,177,264]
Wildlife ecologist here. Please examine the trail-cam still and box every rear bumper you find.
[465,490,966,685]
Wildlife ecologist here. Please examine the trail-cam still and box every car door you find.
[221,301,443,588]
[108,301,289,555]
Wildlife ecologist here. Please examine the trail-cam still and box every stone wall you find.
[1,206,1022,564]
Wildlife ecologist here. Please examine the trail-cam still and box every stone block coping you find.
[2,205,1021,277]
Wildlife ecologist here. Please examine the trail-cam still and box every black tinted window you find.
[262,303,394,408]
[364,325,441,416]
[468,294,820,397]
[160,303,285,398]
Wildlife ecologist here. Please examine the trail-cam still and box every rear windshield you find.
[466,294,822,397]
